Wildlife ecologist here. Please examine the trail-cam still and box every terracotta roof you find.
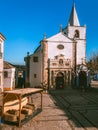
[4,61,15,69]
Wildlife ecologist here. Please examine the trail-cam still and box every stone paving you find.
[0,86,98,130]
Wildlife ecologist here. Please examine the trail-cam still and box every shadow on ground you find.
[49,87,98,128]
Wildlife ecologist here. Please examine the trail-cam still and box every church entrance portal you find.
[55,72,64,89]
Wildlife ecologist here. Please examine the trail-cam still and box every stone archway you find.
[55,72,64,89]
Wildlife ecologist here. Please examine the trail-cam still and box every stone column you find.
[72,40,77,73]
[64,71,66,86]
[41,39,48,85]
[70,70,72,85]
[72,39,77,86]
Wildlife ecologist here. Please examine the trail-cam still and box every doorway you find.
[55,72,64,89]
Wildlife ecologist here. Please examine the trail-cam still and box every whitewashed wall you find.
[64,26,86,65]
[76,40,86,64]
[67,26,86,39]
[4,68,15,90]
[47,32,73,64]
[29,50,42,87]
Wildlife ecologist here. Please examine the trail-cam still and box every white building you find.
[4,61,16,91]
[0,33,5,91]
[24,4,86,89]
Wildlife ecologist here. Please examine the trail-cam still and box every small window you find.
[4,71,8,78]
[34,74,37,78]
[33,56,38,62]
[52,63,57,66]
[74,30,79,38]
[57,44,64,50]
[59,59,63,65]
[65,62,69,66]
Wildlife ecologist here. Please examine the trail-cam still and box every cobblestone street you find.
[1,86,98,130]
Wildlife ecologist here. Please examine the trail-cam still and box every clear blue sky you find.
[0,0,98,64]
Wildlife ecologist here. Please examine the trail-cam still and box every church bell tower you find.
[63,3,86,65]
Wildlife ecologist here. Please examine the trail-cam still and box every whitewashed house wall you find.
[4,62,16,91]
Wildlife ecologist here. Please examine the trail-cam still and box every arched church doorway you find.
[55,72,64,89]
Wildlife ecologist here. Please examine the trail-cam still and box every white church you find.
[24,3,86,89]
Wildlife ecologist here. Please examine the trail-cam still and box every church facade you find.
[24,4,86,89]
